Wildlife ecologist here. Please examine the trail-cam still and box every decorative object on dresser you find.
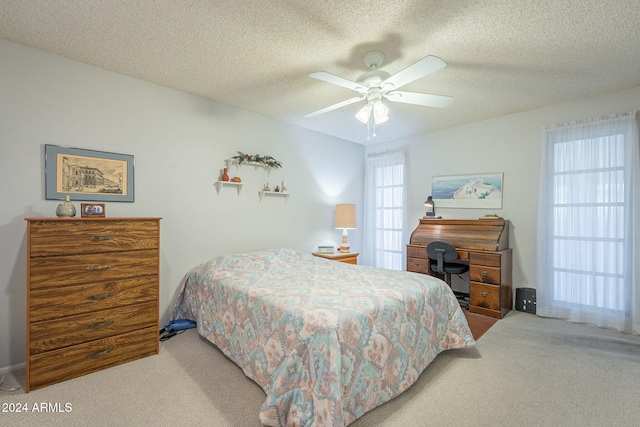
[55,195,76,217]
[334,203,357,253]
[407,218,512,318]
[312,251,358,264]
[44,145,135,202]
[25,217,161,392]
[81,203,105,218]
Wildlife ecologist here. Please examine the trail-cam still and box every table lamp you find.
[334,204,357,253]
[424,196,436,217]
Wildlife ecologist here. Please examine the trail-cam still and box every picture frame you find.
[81,203,106,218]
[45,145,134,202]
[432,173,504,209]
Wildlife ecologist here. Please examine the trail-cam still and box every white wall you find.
[366,86,640,295]
[0,40,364,371]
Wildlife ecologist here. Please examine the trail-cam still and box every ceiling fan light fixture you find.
[355,103,372,124]
[372,100,388,124]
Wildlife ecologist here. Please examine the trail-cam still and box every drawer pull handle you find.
[481,291,489,297]
[88,320,114,329]
[87,348,114,358]
[88,292,114,300]
[86,264,114,271]
[481,271,488,277]
[88,236,115,242]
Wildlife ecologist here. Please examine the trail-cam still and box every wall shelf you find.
[225,158,274,174]
[214,181,243,195]
[259,191,290,203]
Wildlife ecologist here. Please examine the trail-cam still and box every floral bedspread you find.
[173,248,474,427]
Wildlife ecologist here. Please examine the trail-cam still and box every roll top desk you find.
[407,218,512,318]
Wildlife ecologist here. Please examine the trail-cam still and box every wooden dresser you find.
[407,218,512,318]
[26,218,161,391]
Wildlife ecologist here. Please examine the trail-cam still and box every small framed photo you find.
[81,203,106,218]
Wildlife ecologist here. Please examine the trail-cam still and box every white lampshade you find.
[355,103,372,124]
[356,101,388,125]
[334,204,357,229]
[372,100,388,124]
[334,204,356,253]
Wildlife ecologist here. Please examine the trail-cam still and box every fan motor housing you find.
[356,70,391,87]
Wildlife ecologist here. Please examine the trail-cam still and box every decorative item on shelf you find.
[231,151,283,169]
[281,180,287,192]
[334,204,357,253]
[231,176,241,182]
[221,168,230,182]
[274,186,280,192]
[264,183,271,191]
[55,195,76,217]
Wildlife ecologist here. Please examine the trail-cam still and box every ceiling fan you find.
[304,51,453,137]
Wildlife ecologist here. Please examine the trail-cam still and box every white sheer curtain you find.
[536,112,639,334]
[362,151,407,269]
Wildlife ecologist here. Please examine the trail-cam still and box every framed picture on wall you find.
[45,145,135,202]
[432,173,503,209]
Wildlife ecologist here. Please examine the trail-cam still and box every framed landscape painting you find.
[432,173,503,209]
[45,145,135,202]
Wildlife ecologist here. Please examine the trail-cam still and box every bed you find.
[172,248,475,426]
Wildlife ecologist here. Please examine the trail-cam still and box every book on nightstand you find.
[317,246,335,254]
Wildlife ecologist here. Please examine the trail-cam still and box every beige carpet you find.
[2,311,639,426]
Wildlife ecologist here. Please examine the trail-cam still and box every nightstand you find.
[312,252,359,265]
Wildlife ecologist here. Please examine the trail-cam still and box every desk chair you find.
[426,241,470,308]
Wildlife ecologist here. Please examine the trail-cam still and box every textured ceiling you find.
[1,1,639,145]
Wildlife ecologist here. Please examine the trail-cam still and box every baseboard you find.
[0,362,26,375]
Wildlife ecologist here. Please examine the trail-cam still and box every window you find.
[362,152,406,270]
[537,112,639,333]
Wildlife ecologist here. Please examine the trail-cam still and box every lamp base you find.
[340,228,351,253]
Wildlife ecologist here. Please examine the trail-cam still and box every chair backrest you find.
[426,241,459,275]
[426,241,458,262]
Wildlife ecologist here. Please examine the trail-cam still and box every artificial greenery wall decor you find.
[231,151,283,169]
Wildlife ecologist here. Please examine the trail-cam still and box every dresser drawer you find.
[29,249,158,289]
[29,220,159,257]
[469,283,501,311]
[407,244,469,261]
[469,264,501,284]
[30,277,158,322]
[407,245,428,259]
[469,252,501,267]
[28,327,158,391]
[30,301,157,355]
[407,257,430,274]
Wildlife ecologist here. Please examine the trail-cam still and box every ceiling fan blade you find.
[303,96,366,118]
[385,91,453,108]
[309,72,366,93]
[381,56,447,90]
